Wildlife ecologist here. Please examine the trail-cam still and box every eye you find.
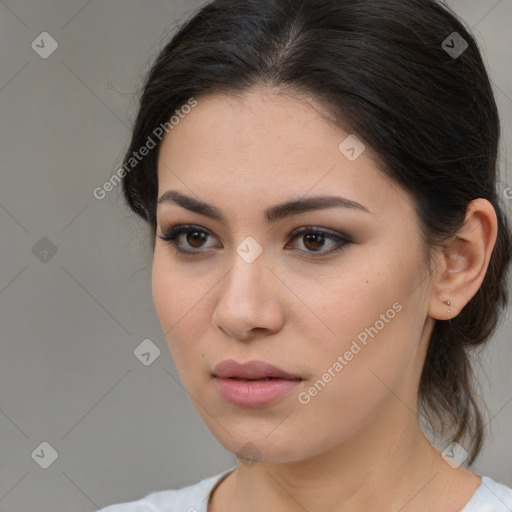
[158,224,218,254]
[285,227,351,256]
[158,224,352,257]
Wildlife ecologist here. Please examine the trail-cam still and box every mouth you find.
[228,377,286,381]
[212,359,303,408]
[212,359,302,381]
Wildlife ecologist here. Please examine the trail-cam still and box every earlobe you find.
[427,198,498,321]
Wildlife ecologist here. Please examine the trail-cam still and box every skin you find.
[152,87,497,512]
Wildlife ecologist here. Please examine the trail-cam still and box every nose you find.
[211,251,285,341]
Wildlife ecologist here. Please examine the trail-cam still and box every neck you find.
[221,405,461,512]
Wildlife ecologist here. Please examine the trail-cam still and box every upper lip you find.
[212,359,302,380]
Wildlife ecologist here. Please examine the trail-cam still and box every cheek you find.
[298,252,422,397]
[151,252,221,393]
[152,252,206,326]
[151,254,202,360]
[151,254,178,334]
[293,307,418,449]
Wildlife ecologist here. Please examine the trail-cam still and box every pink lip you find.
[212,359,302,408]
[212,359,301,380]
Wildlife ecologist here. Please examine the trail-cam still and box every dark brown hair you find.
[120,0,511,464]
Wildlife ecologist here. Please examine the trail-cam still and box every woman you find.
[99,0,512,510]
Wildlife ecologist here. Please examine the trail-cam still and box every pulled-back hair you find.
[119,0,512,464]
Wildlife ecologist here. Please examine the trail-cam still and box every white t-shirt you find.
[98,467,512,512]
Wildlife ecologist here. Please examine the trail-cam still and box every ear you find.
[428,198,498,320]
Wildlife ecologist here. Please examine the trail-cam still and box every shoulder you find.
[97,467,236,512]
[462,476,512,512]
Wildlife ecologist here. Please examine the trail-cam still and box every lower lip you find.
[214,377,301,408]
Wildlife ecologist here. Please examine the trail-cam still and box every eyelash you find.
[158,224,352,258]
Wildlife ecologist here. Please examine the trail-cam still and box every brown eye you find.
[286,227,352,257]
[186,230,208,248]
[159,224,352,258]
[302,232,326,251]
[158,225,219,254]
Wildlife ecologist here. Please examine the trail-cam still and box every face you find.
[152,87,434,464]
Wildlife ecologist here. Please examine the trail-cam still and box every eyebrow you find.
[157,190,371,223]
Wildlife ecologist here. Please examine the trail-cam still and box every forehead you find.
[156,87,412,222]
[159,87,346,162]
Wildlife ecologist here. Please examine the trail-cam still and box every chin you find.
[205,421,308,465]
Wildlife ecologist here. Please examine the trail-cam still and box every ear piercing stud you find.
[443,299,451,314]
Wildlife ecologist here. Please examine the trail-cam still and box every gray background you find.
[0,1,511,511]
